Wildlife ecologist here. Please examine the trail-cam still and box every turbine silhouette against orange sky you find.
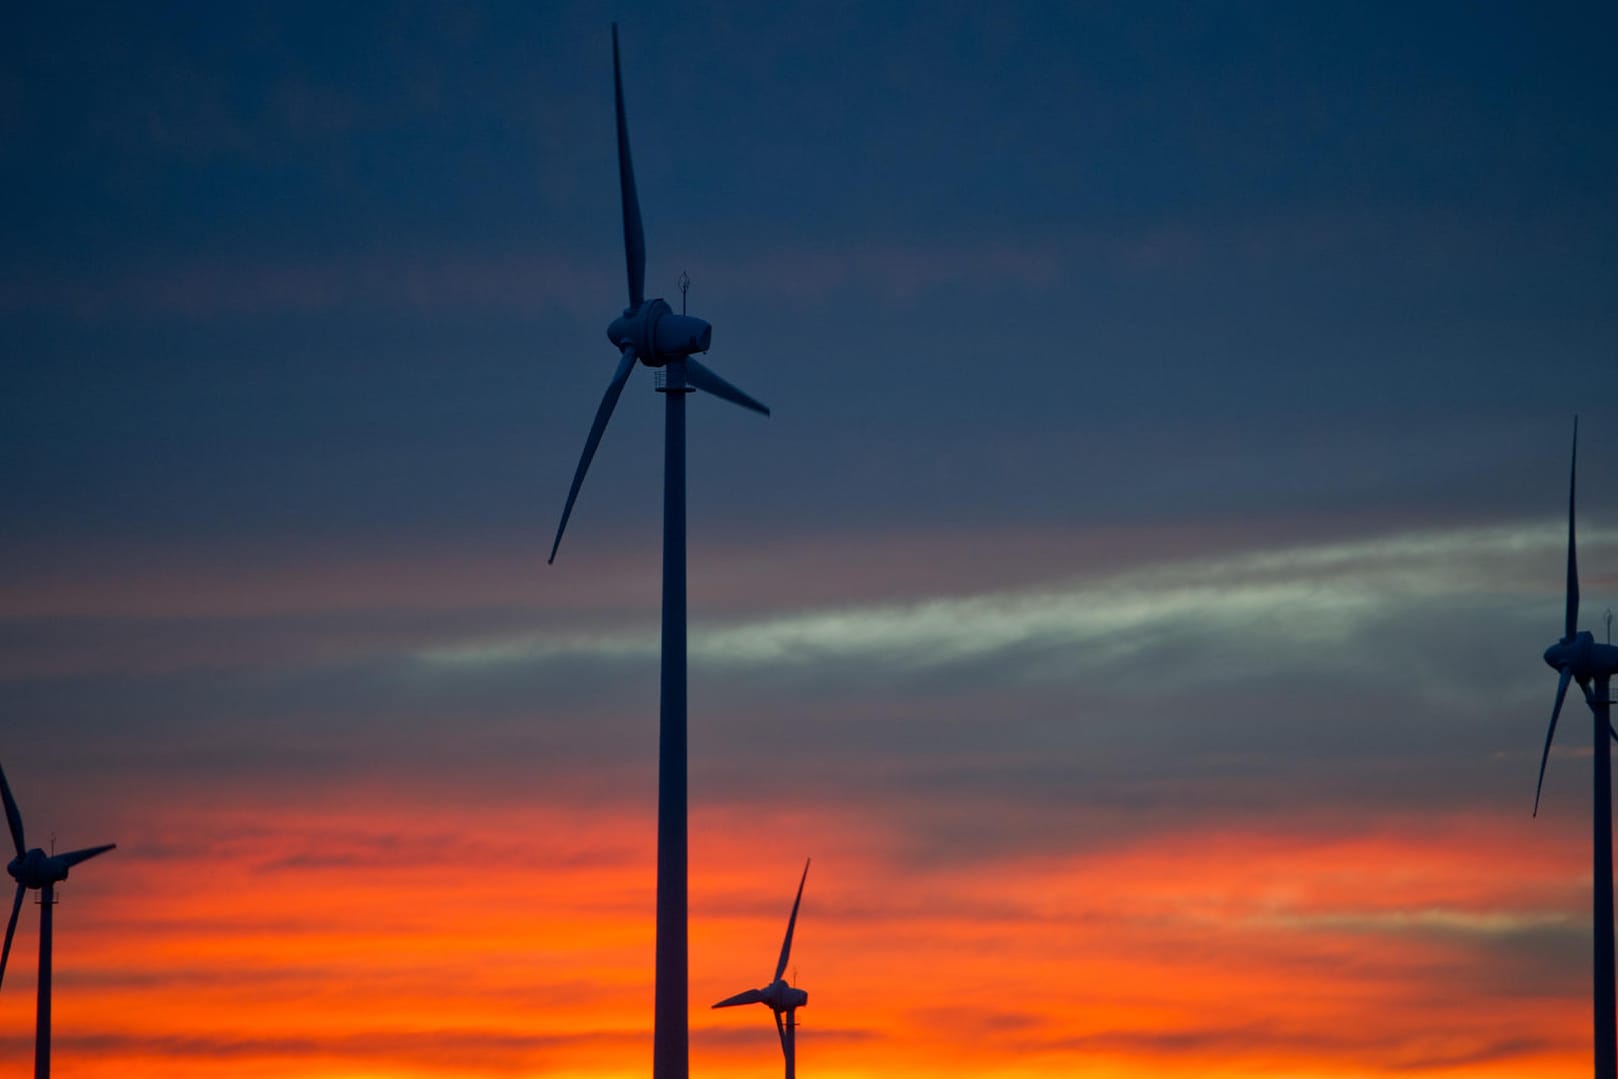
[0,787,1595,1077]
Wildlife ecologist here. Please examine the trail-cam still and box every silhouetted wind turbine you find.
[547,24,769,1079]
[0,763,115,1079]
[713,860,811,1079]
[1533,416,1618,1079]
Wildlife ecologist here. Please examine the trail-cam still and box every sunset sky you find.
[4,2,1618,1076]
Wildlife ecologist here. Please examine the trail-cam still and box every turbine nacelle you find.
[7,850,69,890]
[762,978,808,1011]
[1546,632,1596,679]
[1544,633,1618,685]
[606,298,712,366]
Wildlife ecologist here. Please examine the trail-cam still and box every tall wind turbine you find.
[0,763,116,1079]
[713,859,811,1079]
[548,24,770,1079]
[1534,416,1618,1079]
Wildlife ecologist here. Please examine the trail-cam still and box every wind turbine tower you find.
[0,764,116,1079]
[1534,417,1618,1079]
[548,25,771,1079]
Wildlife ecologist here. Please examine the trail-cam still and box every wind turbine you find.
[1533,416,1618,1079]
[0,763,116,1079]
[713,859,811,1079]
[548,24,769,1079]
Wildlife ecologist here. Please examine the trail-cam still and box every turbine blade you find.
[774,858,810,983]
[56,843,115,869]
[712,988,765,1008]
[0,883,21,990]
[0,765,23,859]
[686,358,770,417]
[612,24,645,309]
[775,1009,788,1058]
[1564,415,1580,641]
[550,347,638,564]
[1534,667,1576,817]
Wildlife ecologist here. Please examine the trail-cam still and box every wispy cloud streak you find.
[420,521,1615,681]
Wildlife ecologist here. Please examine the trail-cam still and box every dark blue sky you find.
[6,1,1616,559]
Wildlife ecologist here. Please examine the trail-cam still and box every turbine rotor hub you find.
[761,979,807,1011]
[606,298,711,366]
[1545,631,1618,683]
[7,848,62,889]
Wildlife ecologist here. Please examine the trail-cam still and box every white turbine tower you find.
[0,763,116,1079]
[713,860,811,1079]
